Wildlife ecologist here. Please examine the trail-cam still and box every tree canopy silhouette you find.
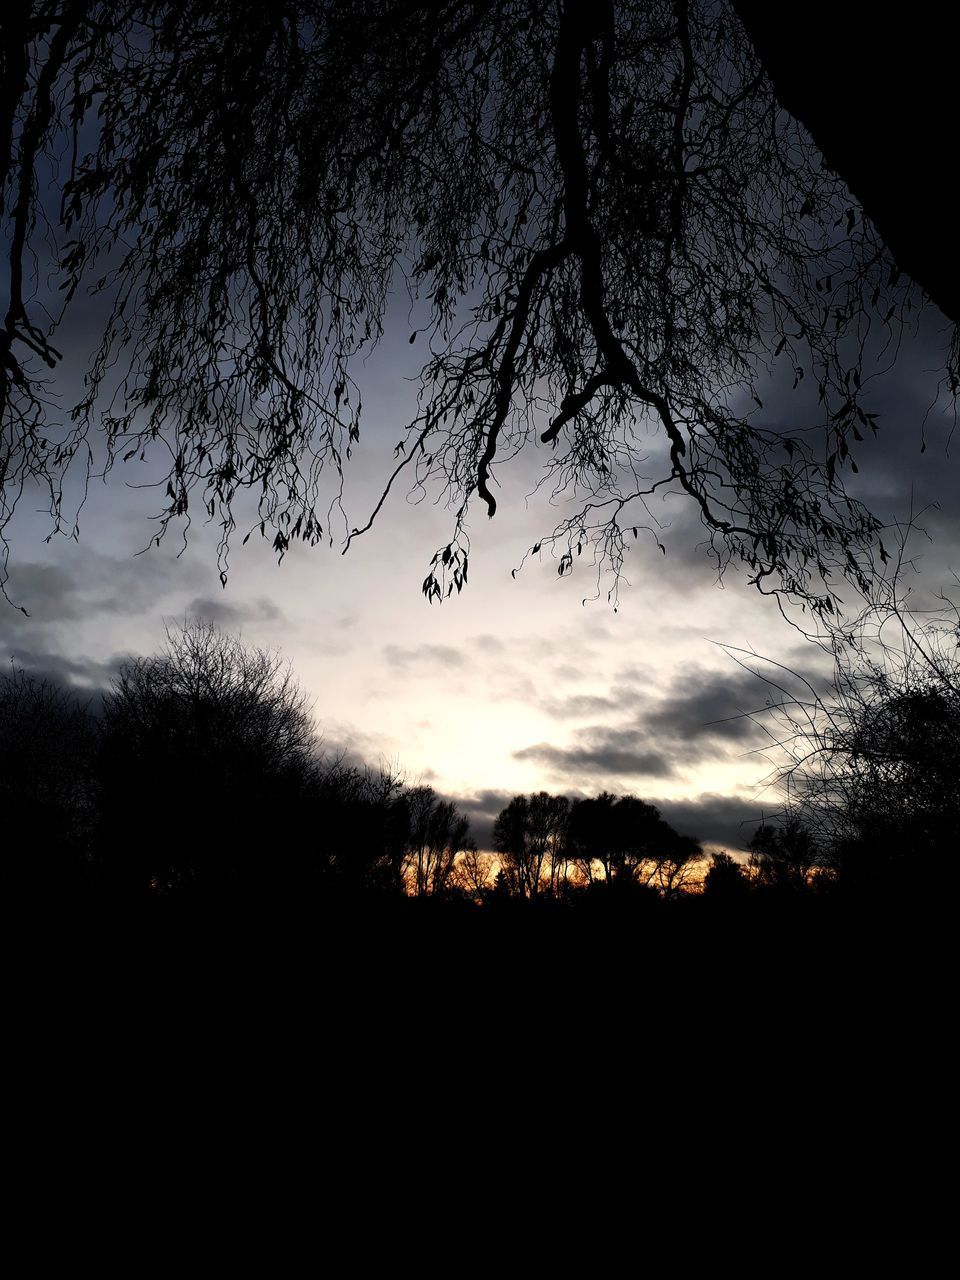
[493,791,569,898]
[739,592,960,891]
[1,2,947,611]
[567,791,702,893]
[0,667,96,894]
[400,785,474,897]
[97,619,318,894]
[492,789,702,897]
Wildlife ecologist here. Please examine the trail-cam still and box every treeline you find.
[1,623,473,907]
[0,621,945,921]
[0,626,706,911]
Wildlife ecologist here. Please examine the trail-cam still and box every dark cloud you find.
[514,728,675,781]
[183,595,284,627]
[1,565,80,623]
[3,551,206,628]
[1,645,123,693]
[537,692,627,719]
[442,787,516,850]
[567,315,960,609]
[383,643,466,669]
[602,492,734,593]
[453,787,517,817]
[650,793,770,852]
[720,641,837,701]
[537,675,650,718]
[521,668,769,784]
[646,668,771,744]
[611,663,655,686]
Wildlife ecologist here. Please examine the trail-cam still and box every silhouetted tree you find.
[493,792,568,899]
[830,685,960,889]
[400,785,473,896]
[0,667,96,896]
[96,620,318,897]
[652,826,703,897]
[702,851,748,899]
[748,816,818,893]
[744,594,960,892]
[309,759,410,895]
[795,676,960,893]
[2,2,937,614]
[567,791,702,892]
[568,792,623,883]
[450,847,495,901]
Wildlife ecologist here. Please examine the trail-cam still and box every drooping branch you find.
[0,2,939,617]
[476,239,571,514]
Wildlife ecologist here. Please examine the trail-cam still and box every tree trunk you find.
[734,1,960,327]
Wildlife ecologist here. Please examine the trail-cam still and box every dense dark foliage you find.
[0,666,96,897]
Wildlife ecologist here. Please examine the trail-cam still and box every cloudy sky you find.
[5,289,958,856]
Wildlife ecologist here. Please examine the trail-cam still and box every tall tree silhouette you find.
[400,785,473,897]
[1,2,940,612]
[493,792,568,899]
[568,792,701,892]
[96,620,318,896]
[702,850,748,900]
[748,816,817,893]
[0,667,96,897]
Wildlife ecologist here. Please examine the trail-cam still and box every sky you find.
[4,289,958,856]
[3,8,959,859]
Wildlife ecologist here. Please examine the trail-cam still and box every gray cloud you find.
[519,668,770,786]
[646,668,771,744]
[1,565,81,623]
[3,551,207,629]
[551,663,584,682]
[650,793,771,852]
[514,728,676,781]
[472,634,504,653]
[183,595,284,627]
[537,691,628,719]
[384,643,466,669]
[611,663,655,686]
[443,787,516,850]
[2,645,124,692]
